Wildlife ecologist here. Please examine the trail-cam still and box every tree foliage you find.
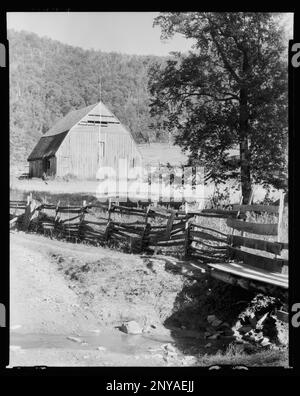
[149,13,288,198]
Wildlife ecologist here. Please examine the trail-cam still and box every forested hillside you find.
[9,30,167,165]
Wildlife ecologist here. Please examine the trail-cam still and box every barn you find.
[27,101,142,179]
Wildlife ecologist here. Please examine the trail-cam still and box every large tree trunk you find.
[239,49,252,204]
[239,86,252,204]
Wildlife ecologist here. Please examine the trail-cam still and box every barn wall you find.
[56,125,98,178]
[29,160,43,178]
[29,157,56,178]
[56,124,142,179]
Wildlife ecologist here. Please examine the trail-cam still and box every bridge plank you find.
[227,246,288,273]
[208,262,288,289]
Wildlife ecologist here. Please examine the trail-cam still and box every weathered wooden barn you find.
[27,102,142,179]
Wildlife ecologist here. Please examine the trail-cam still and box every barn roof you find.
[27,131,69,161]
[43,103,98,137]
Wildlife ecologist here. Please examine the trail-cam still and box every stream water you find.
[10,329,176,356]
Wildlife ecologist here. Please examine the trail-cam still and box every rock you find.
[97,346,106,351]
[257,312,269,326]
[206,325,219,334]
[239,326,252,334]
[182,355,197,365]
[120,320,142,334]
[211,319,223,328]
[81,342,88,346]
[66,336,82,343]
[208,334,219,340]
[163,343,177,353]
[248,316,257,327]
[207,314,218,324]
[260,337,271,347]
[205,343,212,348]
[220,322,230,328]
[166,351,178,359]
[223,328,234,336]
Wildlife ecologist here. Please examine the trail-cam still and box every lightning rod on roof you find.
[98,75,101,165]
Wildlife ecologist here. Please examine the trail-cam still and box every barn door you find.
[98,141,105,165]
[60,156,71,176]
[42,158,50,174]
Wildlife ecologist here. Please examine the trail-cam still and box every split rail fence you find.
[10,193,288,307]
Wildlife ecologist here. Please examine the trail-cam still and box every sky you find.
[7,12,195,56]
[7,12,293,57]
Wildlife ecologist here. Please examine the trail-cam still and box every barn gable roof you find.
[27,102,123,161]
[43,103,97,137]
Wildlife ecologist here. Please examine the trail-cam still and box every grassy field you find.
[10,173,283,206]
[137,143,188,166]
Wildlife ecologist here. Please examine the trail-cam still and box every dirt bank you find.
[9,231,288,367]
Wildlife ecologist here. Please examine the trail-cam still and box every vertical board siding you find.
[48,157,56,176]
[56,123,142,179]
[29,160,43,178]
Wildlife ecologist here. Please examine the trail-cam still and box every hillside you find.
[8,30,168,166]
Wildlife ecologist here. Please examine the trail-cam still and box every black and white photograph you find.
[3,11,295,371]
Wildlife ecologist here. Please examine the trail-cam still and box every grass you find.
[137,143,188,166]
[194,344,289,367]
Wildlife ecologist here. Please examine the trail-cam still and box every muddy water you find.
[10,329,175,356]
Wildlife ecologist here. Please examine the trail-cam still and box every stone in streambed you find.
[66,336,82,343]
[120,320,142,335]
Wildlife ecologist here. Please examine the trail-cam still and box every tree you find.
[149,12,288,202]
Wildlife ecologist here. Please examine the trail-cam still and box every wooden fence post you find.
[54,200,60,221]
[277,190,285,243]
[104,198,112,243]
[165,211,175,240]
[78,200,86,242]
[22,194,35,231]
[184,218,191,259]
[140,204,151,252]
